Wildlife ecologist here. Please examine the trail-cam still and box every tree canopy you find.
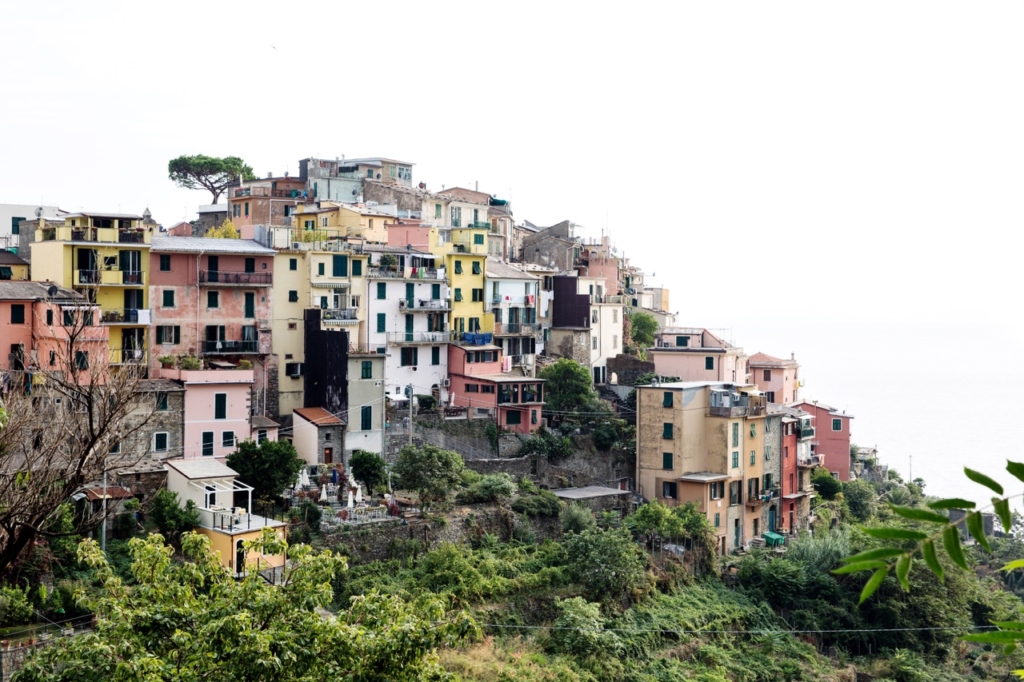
[348,450,387,496]
[392,444,465,509]
[537,358,596,414]
[167,155,256,204]
[226,439,304,504]
[629,311,658,349]
[14,533,477,681]
[205,218,239,239]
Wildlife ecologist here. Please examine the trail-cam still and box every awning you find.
[0,267,12,279]
[762,531,786,547]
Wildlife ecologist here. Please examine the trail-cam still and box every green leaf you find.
[943,525,968,570]
[889,505,948,524]
[862,527,929,541]
[832,561,889,575]
[842,547,908,564]
[922,539,944,582]
[962,631,1024,644]
[994,621,1024,631]
[964,468,1004,495]
[1007,460,1024,485]
[859,566,889,605]
[895,554,911,592]
[967,512,991,552]
[927,498,976,511]
[1002,560,1024,572]
[994,498,1012,534]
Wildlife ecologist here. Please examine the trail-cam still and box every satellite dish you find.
[352,189,358,196]
[35,207,43,218]
[47,285,59,297]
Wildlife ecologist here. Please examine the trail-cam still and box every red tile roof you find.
[293,407,344,426]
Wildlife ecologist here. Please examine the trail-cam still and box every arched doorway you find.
[768,505,777,532]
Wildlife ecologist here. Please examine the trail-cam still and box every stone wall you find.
[115,467,168,507]
[606,354,655,387]
[464,456,533,478]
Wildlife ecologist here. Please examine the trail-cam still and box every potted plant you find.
[179,355,201,370]
[237,359,253,370]
[378,254,397,271]
[157,355,175,369]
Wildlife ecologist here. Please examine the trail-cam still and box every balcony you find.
[708,404,765,418]
[198,507,283,534]
[367,266,443,281]
[100,308,151,325]
[399,298,451,312]
[797,454,823,469]
[322,308,359,325]
[386,331,456,344]
[75,269,146,286]
[118,232,147,244]
[234,187,305,199]
[38,226,148,244]
[202,340,259,354]
[198,270,273,286]
[109,348,148,365]
[798,426,816,440]
[494,322,536,336]
[497,384,544,404]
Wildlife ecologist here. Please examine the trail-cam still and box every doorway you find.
[768,505,777,533]
[323,447,333,465]
[235,540,246,576]
[733,519,740,549]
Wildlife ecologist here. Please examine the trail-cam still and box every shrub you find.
[564,527,649,603]
[149,490,200,540]
[561,504,596,535]
[0,584,32,626]
[811,469,842,501]
[593,421,618,451]
[547,597,620,657]
[414,394,436,412]
[178,355,201,370]
[512,490,562,517]
[456,473,517,504]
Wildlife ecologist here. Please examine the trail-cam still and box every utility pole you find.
[408,383,415,448]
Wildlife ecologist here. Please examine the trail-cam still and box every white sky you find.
[3,1,1024,452]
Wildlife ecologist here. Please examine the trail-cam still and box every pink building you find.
[149,237,277,415]
[0,281,108,377]
[159,367,278,459]
[447,341,545,434]
[790,400,853,482]
[748,352,801,404]
[576,236,620,296]
[386,220,433,251]
[648,327,748,383]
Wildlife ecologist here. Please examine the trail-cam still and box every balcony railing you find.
[798,426,816,440]
[494,322,535,336]
[322,308,359,322]
[797,454,823,469]
[199,270,273,286]
[234,187,305,199]
[203,340,259,354]
[709,404,766,418]
[367,267,442,280]
[386,331,456,344]
[100,308,151,324]
[399,298,451,311]
[110,348,147,365]
[469,221,491,229]
[121,270,143,284]
[118,232,147,243]
[75,269,145,286]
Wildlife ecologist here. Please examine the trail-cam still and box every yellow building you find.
[30,212,153,366]
[428,226,492,335]
[292,202,392,244]
[0,252,30,281]
[636,381,767,555]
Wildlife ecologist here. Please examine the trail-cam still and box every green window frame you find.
[832,418,842,431]
[159,254,171,271]
[473,233,484,245]
[431,346,440,365]
[207,291,219,308]
[332,255,348,277]
[662,423,673,439]
[431,283,441,299]
[705,356,714,370]
[64,310,75,326]
[714,513,720,527]
[11,217,23,235]
[506,410,522,425]
[222,431,235,447]
[434,203,442,219]
[289,258,297,271]
[662,391,673,408]
[156,393,168,411]
[376,313,386,333]
[10,304,24,324]
[361,360,372,379]
[731,422,739,447]
[662,452,673,469]
[288,290,298,302]
[352,259,362,276]
[162,290,174,307]
[361,405,372,431]
[675,335,688,347]
[454,288,463,302]
[472,289,482,302]
[472,261,481,275]
[74,351,89,370]
[214,393,227,420]
[750,450,755,466]
[732,451,739,468]
[376,282,386,299]
[764,446,771,461]
[750,423,756,438]
[454,261,463,275]
[318,262,325,276]
[154,433,168,452]
[201,432,214,456]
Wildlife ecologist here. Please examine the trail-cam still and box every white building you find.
[2,204,65,255]
[485,258,539,376]
[365,246,453,403]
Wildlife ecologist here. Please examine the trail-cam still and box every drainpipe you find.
[195,249,204,361]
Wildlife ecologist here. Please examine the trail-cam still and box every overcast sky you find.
[2,1,1022,340]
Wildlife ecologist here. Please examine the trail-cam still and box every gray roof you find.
[485,258,538,281]
[551,486,629,500]
[165,459,237,480]
[137,380,185,393]
[0,281,83,301]
[678,472,729,483]
[63,212,144,220]
[365,244,433,256]
[0,252,28,266]
[151,237,276,255]
[251,415,281,429]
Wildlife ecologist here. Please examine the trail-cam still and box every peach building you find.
[648,328,747,384]
[748,352,801,404]
[447,340,545,434]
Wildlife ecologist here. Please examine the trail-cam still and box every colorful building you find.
[648,328,747,385]
[447,341,545,433]
[748,352,801,404]
[0,252,30,281]
[228,176,307,229]
[485,258,539,376]
[790,399,853,481]
[346,351,387,456]
[771,404,816,536]
[30,212,154,367]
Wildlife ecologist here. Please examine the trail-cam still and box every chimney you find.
[267,172,272,179]
[475,180,478,192]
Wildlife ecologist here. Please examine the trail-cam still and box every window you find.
[763,369,771,382]
[454,288,463,302]
[46,310,52,326]
[361,405,372,431]
[156,393,168,411]
[763,473,773,491]
[400,347,418,366]
[613,335,618,349]
[662,481,677,499]
[214,393,227,419]
[11,304,24,324]
[714,513,720,528]
[532,410,538,424]
[64,310,76,326]
[592,310,598,323]
[289,290,298,302]
[159,254,171,271]
[257,430,268,444]
[352,259,362,276]
[431,346,440,365]
[431,283,441,299]
[731,422,739,447]
[612,309,618,323]
[764,391,775,403]
[284,205,292,217]
[750,422,756,438]
[765,445,772,461]
[376,313,385,333]
[710,481,725,500]
[750,450,755,466]
[332,255,348,277]
[244,258,255,273]
[454,260,463,275]
[662,391,673,408]
[705,356,714,370]
[662,452,673,469]
[592,336,598,350]
[11,217,23,235]
[74,351,89,370]
[729,481,742,505]
[662,423,673,439]
[732,451,739,468]
[223,431,235,447]
[207,291,219,308]
[473,234,484,245]
[675,336,688,347]
[202,432,214,456]
[451,206,461,227]
[289,258,297,271]
[376,282,386,299]
[472,288,483,302]
[156,325,180,344]
[434,203,442,219]
[48,350,55,366]
[361,360,372,379]
[318,263,325,276]
[832,418,842,431]
[482,385,495,394]
[506,410,522,425]
[163,290,174,307]
[233,204,240,218]
[465,384,479,393]
[244,202,249,217]
[153,432,168,452]
[469,317,481,332]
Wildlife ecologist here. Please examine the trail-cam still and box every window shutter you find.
[376,313,386,333]
[662,391,673,408]
[174,326,181,344]
[662,452,673,469]
[333,255,348,277]
[155,326,164,344]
